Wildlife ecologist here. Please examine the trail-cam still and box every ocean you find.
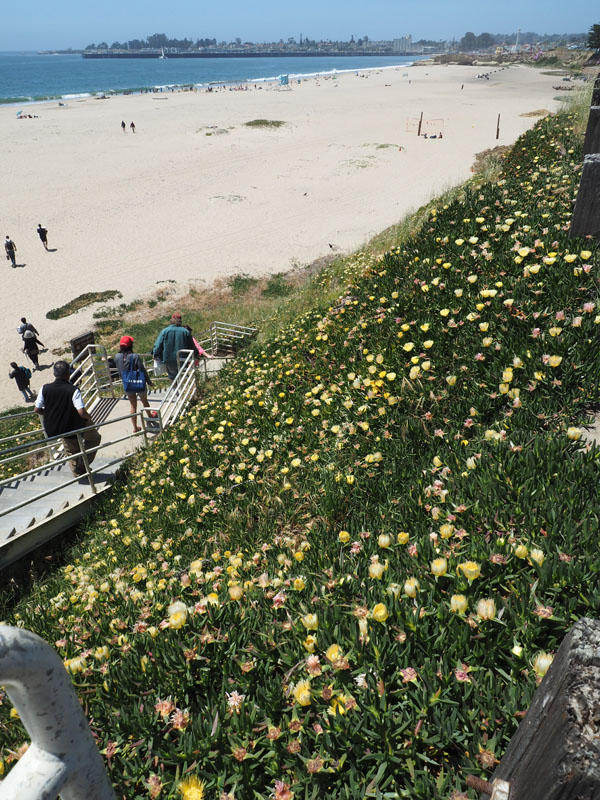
[0,51,422,105]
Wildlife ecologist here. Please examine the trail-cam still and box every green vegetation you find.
[262,272,292,298]
[0,406,43,481]
[244,119,286,128]
[228,273,259,296]
[46,291,122,320]
[2,101,599,799]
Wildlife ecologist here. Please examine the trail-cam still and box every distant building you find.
[393,35,412,54]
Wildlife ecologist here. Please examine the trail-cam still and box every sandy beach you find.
[0,63,563,410]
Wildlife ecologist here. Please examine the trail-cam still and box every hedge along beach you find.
[0,62,562,410]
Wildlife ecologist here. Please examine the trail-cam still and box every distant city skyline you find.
[1,0,593,51]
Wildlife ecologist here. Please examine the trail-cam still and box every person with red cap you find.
[114,335,154,432]
[152,312,199,381]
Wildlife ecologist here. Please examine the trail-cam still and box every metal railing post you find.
[76,431,97,494]
[0,626,116,800]
[140,411,149,446]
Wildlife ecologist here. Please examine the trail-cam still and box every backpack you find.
[22,366,32,380]
[121,353,146,394]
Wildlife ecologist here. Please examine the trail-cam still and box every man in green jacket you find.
[152,312,199,380]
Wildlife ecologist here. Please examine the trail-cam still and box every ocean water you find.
[0,51,422,104]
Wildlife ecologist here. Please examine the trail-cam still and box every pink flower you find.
[350,541,362,554]
[555,310,565,321]
[531,328,541,338]
[306,655,322,676]
[434,429,445,438]
[474,352,485,361]
[272,591,287,608]
[226,690,245,713]
[463,418,474,428]
[454,666,471,683]
[170,708,190,730]
[571,316,582,327]
[583,302,595,313]
[408,544,418,557]
[154,697,175,719]
[400,667,418,683]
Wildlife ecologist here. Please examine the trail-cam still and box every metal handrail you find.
[0,409,162,518]
[0,322,252,530]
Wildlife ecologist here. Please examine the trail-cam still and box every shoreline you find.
[0,63,567,411]
[0,58,426,108]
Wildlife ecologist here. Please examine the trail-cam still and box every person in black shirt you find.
[22,330,44,369]
[34,360,101,477]
[5,236,16,267]
[9,362,34,402]
[37,224,49,250]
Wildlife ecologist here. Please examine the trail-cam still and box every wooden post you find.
[570,154,600,238]
[496,113,501,140]
[476,618,600,800]
[417,111,423,136]
[583,106,600,156]
[592,87,600,107]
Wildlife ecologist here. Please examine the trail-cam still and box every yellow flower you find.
[431,557,448,577]
[301,613,319,630]
[338,530,350,543]
[514,544,528,559]
[293,577,305,591]
[457,561,481,581]
[303,635,317,653]
[450,594,468,614]
[530,548,545,567]
[179,775,206,800]
[446,375,457,386]
[566,427,581,440]
[369,560,386,579]
[168,601,188,630]
[518,247,530,257]
[533,652,553,678]
[397,531,409,544]
[548,355,562,368]
[404,577,420,598]
[293,679,312,706]
[326,643,342,663]
[378,533,392,548]
[476,598,496,620]
[440,523,454,539]
[228,584,243,601]
[423,339,434,349]
[580,250,592,260]
[372,603,389,622]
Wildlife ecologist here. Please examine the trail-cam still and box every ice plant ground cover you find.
[1,108,599,799]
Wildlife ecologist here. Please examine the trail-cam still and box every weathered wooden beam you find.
[570,155,600,238]
[583,106,600,156]
[593,87,600,107]
[478,618,600,800]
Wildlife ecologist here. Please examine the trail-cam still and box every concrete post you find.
[583,106,600,156]
[0,626,115,800]
[570,154,600,239]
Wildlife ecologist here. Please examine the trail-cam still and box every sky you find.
[1,0,593,51]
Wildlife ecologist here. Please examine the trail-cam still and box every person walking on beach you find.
[23,329,44,370]
[9,362,35,402]
[114,335,155,433]
[5,236,17,267]
[17,317,40,339]
[37,224,49,250]
[153,312,199,381]
[121,120,126,133]
[130,121,135,133]
[34,360,101,478]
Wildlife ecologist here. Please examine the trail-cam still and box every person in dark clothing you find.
[130,121,135,133]
[34,360,101,477]
[23,329,44,369]
[121,120,126,132]
[37,224,49,250]
[9,362,34,402]
[114,335,155,432]
[5,236,16,267]
[152,312,199,381]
